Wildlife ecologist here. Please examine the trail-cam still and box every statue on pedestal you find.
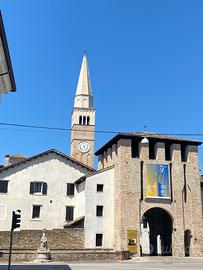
[34,229,52,262]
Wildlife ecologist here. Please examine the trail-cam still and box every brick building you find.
[93,133,203,256]
[0,53,203,260]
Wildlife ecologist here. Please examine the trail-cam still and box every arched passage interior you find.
[141,207,173,256]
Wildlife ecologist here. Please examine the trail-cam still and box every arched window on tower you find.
[76,99,80,107]
[87,116,90,125]
[79,116,82,125]
[83,116,86,125]
[83,99,87,107]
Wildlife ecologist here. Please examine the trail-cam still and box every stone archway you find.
[141,207,173,256]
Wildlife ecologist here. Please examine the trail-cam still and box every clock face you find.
[78,141,90,153]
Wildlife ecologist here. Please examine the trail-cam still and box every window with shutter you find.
[30,182,47,195]
[66,206,74,221]
[42,182,47,195]
[0,181,8,193]
[67,183,74,196]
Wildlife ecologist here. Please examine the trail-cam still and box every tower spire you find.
[71,52,96,168]
[75,52,92,97]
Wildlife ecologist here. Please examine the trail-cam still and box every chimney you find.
[4,153,27,166]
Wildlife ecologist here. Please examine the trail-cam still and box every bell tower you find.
[70,52,95,168]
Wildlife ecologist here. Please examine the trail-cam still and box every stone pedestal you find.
[34,229,52,263]
[34,249,52,263]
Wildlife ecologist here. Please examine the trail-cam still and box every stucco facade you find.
[84,167,114,249]
[0,150,93,231]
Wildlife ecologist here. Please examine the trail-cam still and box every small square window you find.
[96,234,103,247]
[0,180,8,193]
[96,205,103,217]
[67,183,75,196]
[97,184,103,192]
[32,205,41,219]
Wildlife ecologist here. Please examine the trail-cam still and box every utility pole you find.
[8,210,21,270]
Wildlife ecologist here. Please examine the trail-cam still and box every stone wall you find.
[0,229,129,262]
[0,228,84,250]
[0,228,84,262]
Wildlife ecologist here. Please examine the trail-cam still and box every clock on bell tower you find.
[70,51,95,168]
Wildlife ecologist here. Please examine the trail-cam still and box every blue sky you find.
[1,0,203,171]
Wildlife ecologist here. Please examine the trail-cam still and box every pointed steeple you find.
[74,51,94,109]
[75,51,93,97]
[71,51,96,168]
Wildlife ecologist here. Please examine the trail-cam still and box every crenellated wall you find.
[104,137,203,256]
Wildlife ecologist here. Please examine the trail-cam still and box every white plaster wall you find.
[84,168,114,249]
[75,181,86,218]
[0,152,89,231]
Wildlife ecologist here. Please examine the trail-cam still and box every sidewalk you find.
[128,256,203,263]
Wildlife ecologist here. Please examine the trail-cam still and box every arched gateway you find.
[141,207,173,256]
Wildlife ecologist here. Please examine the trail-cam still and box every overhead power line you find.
[1,122,203,139]
[0,122,118,134]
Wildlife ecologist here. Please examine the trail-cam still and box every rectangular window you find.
[131,139,140,158]
[67,183,74,196]
[165,142,171,161]
[32,205,41,219]
[34,182,42,193]
[0,180,8,193]
[96,234,103,247]
[30,182,47,195]
[97,184,104,192]
[66,206,74,221]
[96,205,103,217]
[181,144,187,162]
[149,141,155,159]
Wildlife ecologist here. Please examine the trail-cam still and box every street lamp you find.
[0,10,16,94]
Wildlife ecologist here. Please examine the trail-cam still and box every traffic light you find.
[11,210,21,230]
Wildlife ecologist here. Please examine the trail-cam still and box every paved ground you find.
[1,260,203,270]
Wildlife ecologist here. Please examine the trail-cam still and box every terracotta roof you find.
[0,149,95,173]
[95,132,202,156]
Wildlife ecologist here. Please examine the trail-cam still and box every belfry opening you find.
[141,207,173,256]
